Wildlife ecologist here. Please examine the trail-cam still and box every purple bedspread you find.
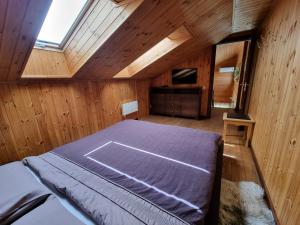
[52,120,221,224]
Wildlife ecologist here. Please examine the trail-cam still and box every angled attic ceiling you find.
[0,0,52,81]
[22,0,143,79]
[0,0,273,81]
[113,26,193,78]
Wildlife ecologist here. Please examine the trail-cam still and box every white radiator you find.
[121,100,138,116]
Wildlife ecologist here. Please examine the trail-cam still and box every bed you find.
[0,120,223,225]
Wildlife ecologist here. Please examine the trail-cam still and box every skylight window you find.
[36,0,89,48]
[114,26,192,78]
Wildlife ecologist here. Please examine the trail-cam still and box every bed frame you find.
[204,141,224,225]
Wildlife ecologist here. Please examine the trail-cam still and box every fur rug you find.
[219,179,275,225]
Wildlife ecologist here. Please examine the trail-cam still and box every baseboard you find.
[249,145,281,225]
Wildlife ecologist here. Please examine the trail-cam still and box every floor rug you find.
[219,179,275,225]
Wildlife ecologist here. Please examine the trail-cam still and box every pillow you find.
[0,162,51,224]
[12,195,85,225]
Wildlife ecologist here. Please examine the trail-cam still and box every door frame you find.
[235,40,250,112]
[207,30,257,117]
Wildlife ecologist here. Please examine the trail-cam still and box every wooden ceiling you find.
[22,0,143,79]
[233,0,274,32]
[64,0,143,76]
[0,0,274,81]
[113,26,193,78]
[0,0,51,81]
[76,0,234,79]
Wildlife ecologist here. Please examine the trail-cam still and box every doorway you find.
[213,41,244,109]
[211,38,253,113]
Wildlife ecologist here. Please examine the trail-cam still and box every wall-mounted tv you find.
[172,68,197,84]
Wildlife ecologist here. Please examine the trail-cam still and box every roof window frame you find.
[35,0,94,50]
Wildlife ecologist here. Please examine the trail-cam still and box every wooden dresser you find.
[150,87,202,119]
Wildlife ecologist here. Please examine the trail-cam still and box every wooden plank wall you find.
[213,41,244,103]
[0,79,150,164]
[151,47,212,116]
[248,0,300,224]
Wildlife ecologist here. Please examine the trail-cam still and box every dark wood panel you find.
[151,48,212,116]
[150,87,201,119]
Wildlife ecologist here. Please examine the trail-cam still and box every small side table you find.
[223,112,255,147]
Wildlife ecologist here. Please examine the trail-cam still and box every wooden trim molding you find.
[249,145,281,225]
[207,45,216,118]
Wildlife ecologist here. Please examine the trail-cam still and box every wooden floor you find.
[142,108,260,183]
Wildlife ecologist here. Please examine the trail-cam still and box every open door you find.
[235,39,256,113]
[208,32,256,117]
[212,41,246,110]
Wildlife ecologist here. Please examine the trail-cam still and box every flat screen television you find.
[172,68,197,84]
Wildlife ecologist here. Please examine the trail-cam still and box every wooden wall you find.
[213,41,244,103]
[151,47,212,116]
[248,0,300,224]
[0,79,149,164]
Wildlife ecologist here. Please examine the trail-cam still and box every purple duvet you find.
[49,120,222,224]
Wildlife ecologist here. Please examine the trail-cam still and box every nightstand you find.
[223,112,255,147]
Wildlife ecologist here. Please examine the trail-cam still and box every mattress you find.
[1,120,222,225]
